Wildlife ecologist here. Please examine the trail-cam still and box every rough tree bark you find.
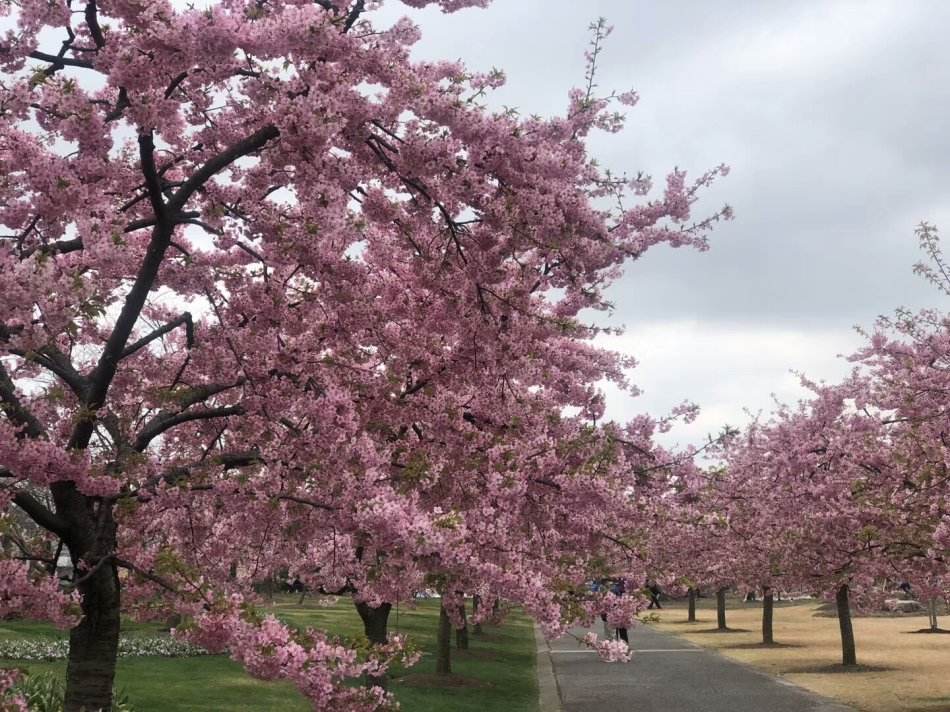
[355,601,392,689]
[716,587,728,631]
[436,603,452,675]
[455,597,469,650]
[687,587,697,623]
[59,489,121,712]
[836,584,857,666]
[472,594,483,634]
[762,587,774,645]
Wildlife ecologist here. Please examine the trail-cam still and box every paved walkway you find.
[540,624,855,712]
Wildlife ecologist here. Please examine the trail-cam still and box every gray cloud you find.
[377,0,947,325]
[372,0,949,440]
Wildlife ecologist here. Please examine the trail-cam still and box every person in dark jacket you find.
[611,579,629,643]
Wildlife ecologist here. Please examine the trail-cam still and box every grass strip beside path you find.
[2,597,539,712]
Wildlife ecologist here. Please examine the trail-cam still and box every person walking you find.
[612,579,629,643]
[646,579,663,610]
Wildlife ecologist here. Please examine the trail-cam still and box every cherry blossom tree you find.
[0,2,732,708]
[717,226,950,663]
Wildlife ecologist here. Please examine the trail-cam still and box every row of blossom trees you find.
[638,225,949,667]
[0,1,730,710]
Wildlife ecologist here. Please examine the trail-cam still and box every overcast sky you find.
[373,0,949,445]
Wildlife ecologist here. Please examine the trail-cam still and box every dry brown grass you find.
[648,597,950,712]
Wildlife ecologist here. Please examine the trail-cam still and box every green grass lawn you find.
[1,597,539,712]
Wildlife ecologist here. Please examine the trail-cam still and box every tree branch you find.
[13,492,70,538]
[168,125,280,212]
[28,51,94,70]
[0,360,46,439]
[84,0,106,49]
[19,237,84,259]
[7,346,88,396]
[133,405,244,452]
[121,312,195,360]
[70,135,177,450]
[343,0,366,31]
[115,557,179,593]
[277,494,337,512]
[139,131,169,228]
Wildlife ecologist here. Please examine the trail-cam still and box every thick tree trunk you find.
[436,603,452,675]
[716,587,728,630]
[836,584,857,666]
[355,601,392,689]
[687,587,697,623]
[65,565,121,712]
[455,597,469,650]
[762,588,774,644]
[61,497,121,712]
[472,595,483,634]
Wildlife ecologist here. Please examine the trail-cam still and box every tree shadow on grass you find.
[691,627,752,634]
[900,697,950,712]
[720,641,803,650]
[905,628,950,635]
[455,648,500,661]
[394,673,492,689]
[784,663,893,674]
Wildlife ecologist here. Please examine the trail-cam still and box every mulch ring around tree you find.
[394,673,493,689]
[784,663,894,674]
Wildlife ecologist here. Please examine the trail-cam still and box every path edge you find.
[533,623,564,712]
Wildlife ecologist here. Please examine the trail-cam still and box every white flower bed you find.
[0,636,208,661]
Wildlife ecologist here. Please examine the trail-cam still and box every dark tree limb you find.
[84,1,106,49]
[19,238,85,259]
[277,494,337,512]
[139,132,169,228]
[14,492,70,538]
[70,136,176,450]
[70,553,115,587]
[0,360,46,439]
[343,0,366,31]
[115,558,179,593]
[169,125,280,211]
[7,346,88,397]
[120,312,195,360]
[123,210,200,235]
[133,405,243,452]
[28,51,94,70]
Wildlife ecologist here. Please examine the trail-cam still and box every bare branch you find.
[6,345,88,396]
[277,494,337,511]
[14,492,69,538]
[28,51,94,70]
[133,405,244,452]
[70,135,179,449]
[70,553,114,587]
[115,557,179,593]
[19,238,84,259]
[121,312,195,360]
[0,360,46,439]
